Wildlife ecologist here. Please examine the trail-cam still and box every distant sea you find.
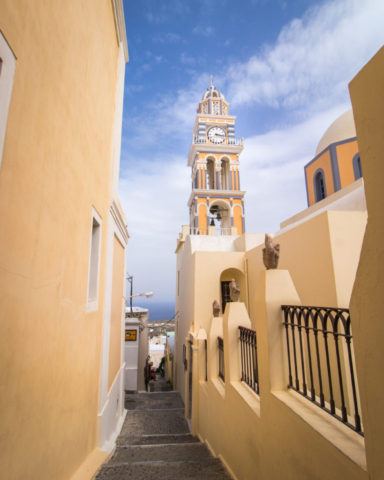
[131,299,175,322]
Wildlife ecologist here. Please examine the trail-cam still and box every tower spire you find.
[210,75,213,88]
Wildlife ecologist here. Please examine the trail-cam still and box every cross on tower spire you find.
[210,75,213,87]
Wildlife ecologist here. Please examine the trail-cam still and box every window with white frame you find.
[0,30,16,172]
[87,208,102,311]
[212,101,219,115]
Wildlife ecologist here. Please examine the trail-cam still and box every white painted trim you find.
[0,30,16,172]
[86,207,103,313]
[111,199,129,244]
[97,206,128,451]
[111,0,129,62]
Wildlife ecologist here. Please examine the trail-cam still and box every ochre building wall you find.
[337,140,359,188]
[349,46,384,480]
[0,2,121,479]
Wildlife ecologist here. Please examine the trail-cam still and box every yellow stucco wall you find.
[198,203,208,231]
[0,2,120,479]
[337,140,359,188]
[349,46,384,480]
[306,150,335,206]
[108,235,124,392]
[233,204,243,236]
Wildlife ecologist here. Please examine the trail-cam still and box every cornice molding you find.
[111,199,130,244]
[111,0,129,62]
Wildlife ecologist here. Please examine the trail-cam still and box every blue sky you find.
[119,0,384,314]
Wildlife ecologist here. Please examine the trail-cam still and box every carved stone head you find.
[262,233,280,270]
[229,278,240,302]
[213,300,220,317]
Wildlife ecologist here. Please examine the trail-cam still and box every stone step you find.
[96,458,233,480]
[125,392,184,411]
[116,434,199,446]
[110,443,212,464]
[121,409,190,436]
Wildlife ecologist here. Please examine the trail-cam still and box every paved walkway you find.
[96,379,232,479]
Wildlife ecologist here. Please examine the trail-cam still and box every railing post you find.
[208,315,223,381]
[223,302,251,382]
[254,270,301,392]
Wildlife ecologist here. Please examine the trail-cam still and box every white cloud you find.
[241,103,351,233]
[152,32,186,44]
[180,53,196,65]
[124,84,145,96]
[225,0,384,113]
[123,73,210,147]
[193,24,214,36]
[119,157,190,300]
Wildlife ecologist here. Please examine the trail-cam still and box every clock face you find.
[207,126,226,144]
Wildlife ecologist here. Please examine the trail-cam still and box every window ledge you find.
[273,390,366,471]
[211,378,225,399]
[231,381,260,418]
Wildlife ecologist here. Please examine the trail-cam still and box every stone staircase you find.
[96,380,232,479]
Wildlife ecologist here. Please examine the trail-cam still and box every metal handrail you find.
[239,326,259,395]
[218,336,225,382]
[281,305,363,436]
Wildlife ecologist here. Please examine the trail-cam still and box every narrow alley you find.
[96,378,232,479]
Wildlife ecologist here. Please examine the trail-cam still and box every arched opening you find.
[219,268,246,314]
[314,170,326,203]
[212,91,218,97]
[209,199,231,234]
[220,157,231,190]
[206,157,216,190]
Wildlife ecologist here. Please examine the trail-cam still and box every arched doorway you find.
[219,268,246,314]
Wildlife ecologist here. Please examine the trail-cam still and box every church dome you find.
[202,85,225,101]
[315,109,356,156]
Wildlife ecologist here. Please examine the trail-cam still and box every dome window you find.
[314,169,327,203]
[353,153,363,180]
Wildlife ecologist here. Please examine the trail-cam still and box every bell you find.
[217,212,222,221]
[210,218,215,226]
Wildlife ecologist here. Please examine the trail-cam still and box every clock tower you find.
[187,78,245,236]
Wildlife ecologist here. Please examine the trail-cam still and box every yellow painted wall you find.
[0,2,120,479]
[108,235,124,392]
[306,150,335,206]
[198,204,207,232]
[337,140,359,188]
[349,46,384,480]
[233,204,243,236]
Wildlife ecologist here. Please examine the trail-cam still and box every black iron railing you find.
[282,305,363,436]
[239,326,259,395]
[204,339,208,381]
[218,336,225,382]
[183,344,187,371]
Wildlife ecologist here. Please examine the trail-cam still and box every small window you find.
[87,208,102,311]
[315,171,326,203]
